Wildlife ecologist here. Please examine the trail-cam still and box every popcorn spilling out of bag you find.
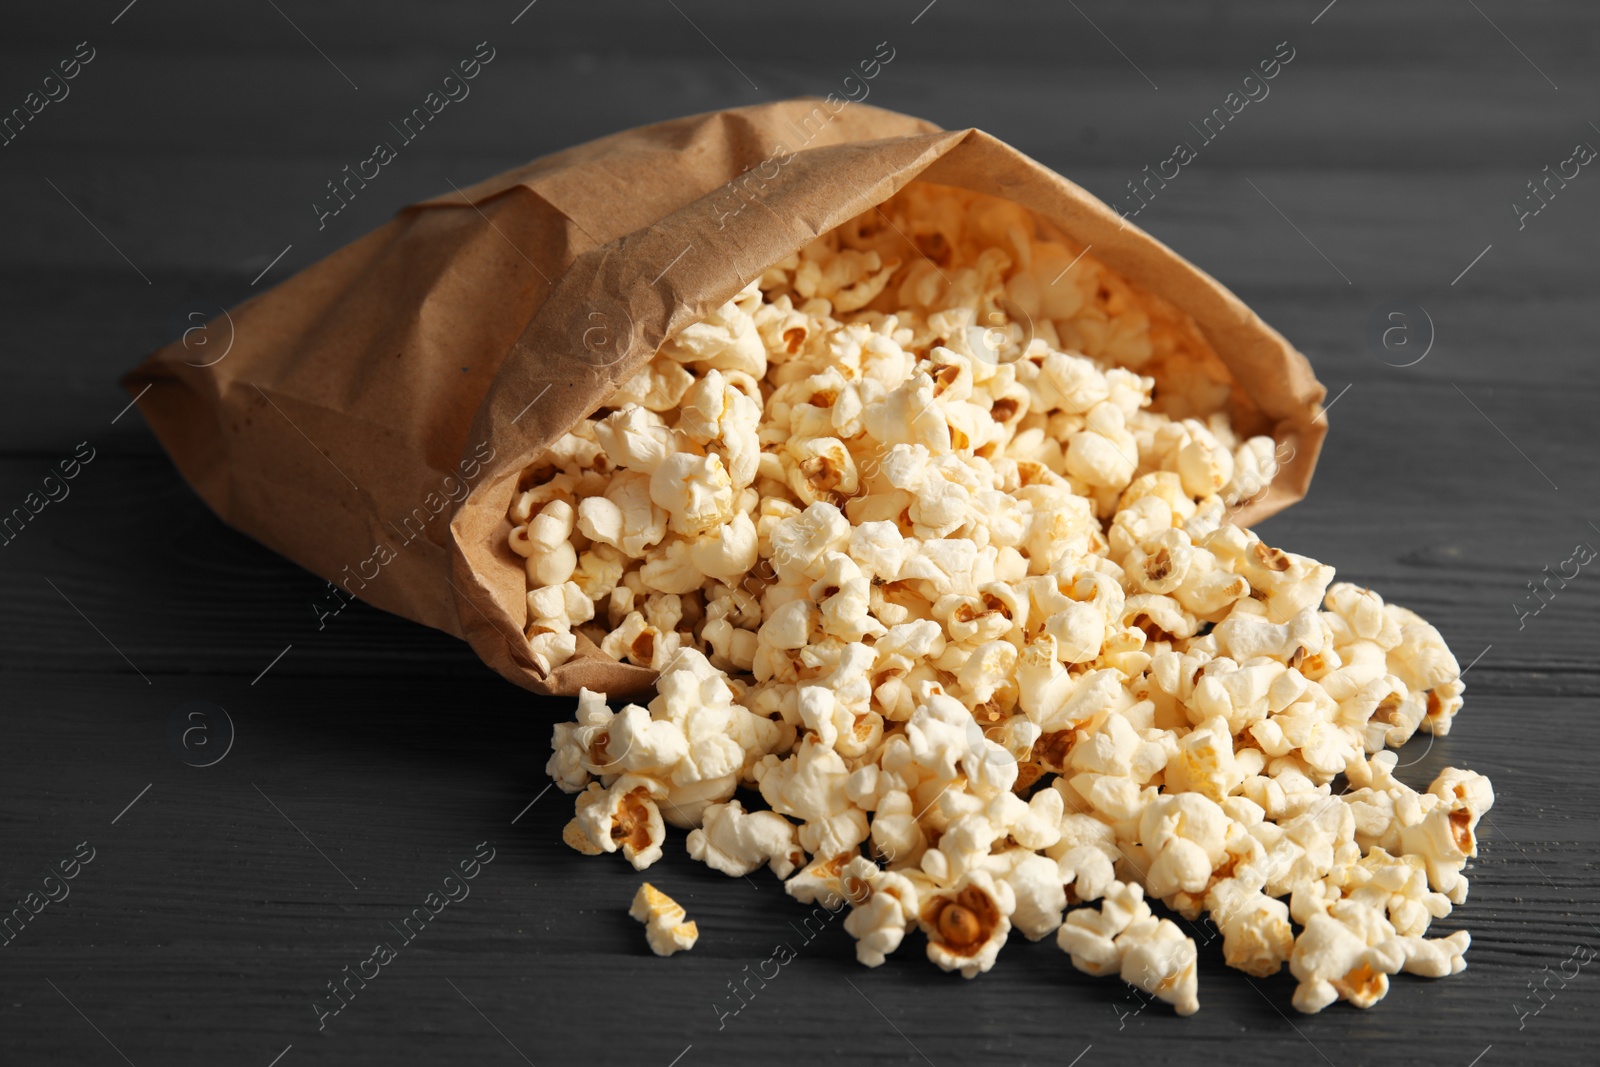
[519,184,1492,1014]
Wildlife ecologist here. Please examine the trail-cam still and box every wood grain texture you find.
[2,2,1598,1065]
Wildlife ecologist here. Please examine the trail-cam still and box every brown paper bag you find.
[125,99,1326,699]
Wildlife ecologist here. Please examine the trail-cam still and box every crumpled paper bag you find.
[124,98,1326,698]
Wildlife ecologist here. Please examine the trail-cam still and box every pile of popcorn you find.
[515,184,1493,1014]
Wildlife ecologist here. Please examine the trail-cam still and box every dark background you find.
[2,1,1597,1064]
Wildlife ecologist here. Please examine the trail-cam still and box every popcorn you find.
[600,611,679,670]
[594,405,676,474]
[678,369,763,487]
[518,181,1491,1015]
[1057,879,1150,975]
[917,868,1016,978]
[754,736,866,857]
[688,512,759,581]
[785,436,860,504]
[687,799,804,879]
[1214,607,1326,666]
[995,849,1068,941]
[1400,767,1495,903]
[841,856,921,966]
[650,453,736,537]
[1176,435,1234,498]
[923,810,1001,883]
[869,789,928,867]
[1287,904,1399,1012]
[614,356,697,413]
[526,580,595,636]
[1138,792,1230,900]
[527,631,577,675]
[864,373,950,452]
[1048,813,1121,903]
[1223,436,1280,507]
[759,599,815,650]
[571,543,626,603]
[1206,877,1294,977]
[547,687,616,793]
[639,537,708,595]
[1057,880,1200,1015]
[783,850,855,906]
[769,501,851,582]
[629,882,699,956]
[578,472,666,556]
[955,639,1018,708]
[811,553,886,642]
[1118,914,1200,1016]
[1064,403,1139,488]
[659,283,767,376]
[1233,537,1336,624]
[1164,715,1244,802]
[566,775,668,870]
[510,500,578,588]
[597,701,691,780]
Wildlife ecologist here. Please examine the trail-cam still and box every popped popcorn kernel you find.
[629,882,699,956]
[918,869,1015,979]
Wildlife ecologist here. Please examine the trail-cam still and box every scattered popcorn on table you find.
[629,882,699,957]
[523,184,1493,1014]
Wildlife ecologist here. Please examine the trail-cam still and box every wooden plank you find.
[1,0,1594,67]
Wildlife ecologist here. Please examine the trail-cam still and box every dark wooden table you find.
[3,2,1596,1064]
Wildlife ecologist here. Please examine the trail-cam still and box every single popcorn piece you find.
[1118,916,1201,1016]
[1057,881,1199,1015]
[567,775,668,870]
[687,799,805,879]
[509,500,578,589]
[1287,904,1400,1013]
[1057,880,1151,976]
[1206,877,1294,977]
[629,882,699,957]
[1401,766,1495,904]
[840,855,922,967]
[996,849,1068,941]
[651,452,736,536]
[1139,792,1230,900]
[917,868,1016,979]
[516,181,1492,1015]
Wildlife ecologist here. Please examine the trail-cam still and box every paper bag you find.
[125,99,1327,698]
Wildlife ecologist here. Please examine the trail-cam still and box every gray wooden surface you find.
[2,2,1597,1064]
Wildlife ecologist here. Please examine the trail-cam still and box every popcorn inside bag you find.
[513,183,1491,1015]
